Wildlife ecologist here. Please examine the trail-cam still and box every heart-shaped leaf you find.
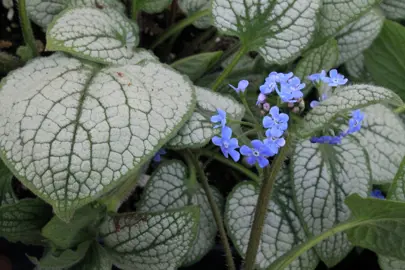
[345,195,405,261]
[171,51,223,81]
[351,104,405,184]
[318,0,380,40]
[225,172,319,270]
[364,20,405,101]
[168,86,244,149]
[138,160,224,266]
[380,0,405,20]
[0,199,52,244]
[294,39,339,95]
[27,0,125,29]
[47,7,139,64]
[212,0,321,64]
[0,53,195,221]
[100,206,199,270]
[292,138,370,266]
[178,0,211,29]
[336,8,384,65]
[0,160,17,205]
[300,85,403,138]
[71,242,112,270]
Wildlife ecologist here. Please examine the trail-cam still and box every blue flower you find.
[323,69,348,87]
[308,70,327,83]
[153,149,167,162]
[259,72,280,94]
[264,136,285,154]
[278,77,305,103]
[256,93,267,106]
[310,135,342,145]
[263,106,289,137]
[229,80,249,93]
[370,189,385,199]
[346,109,364,135]
[278,72,294,83]
[211,109,226,128]
[240,140,274,168]
[310,93,328,108]
[212,126,240,162]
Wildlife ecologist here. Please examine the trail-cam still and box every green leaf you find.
[225,171,319,269]
[351,104,405,184]
[100,206,200,270]
[300,84,403,138]
[71,242,112,270]
[0,199,52,244]
[42,204,106,249]
[33,241,92,269]
[364,20,405,101]
[294,39,339,95]
[345,194,405,260]
[168,86,244,149]
[318,0,380,40]
[0,160,17,205]
[134,0,172,13]
[27,0,125,29]
[178,0,211,29]
[138,160,223,266]
[46,7,139,65]
[292,138,370,267]
[379,255,405,270]
[336,8,384,65]
[171,51,223,81]
[380,0,405,20]
[0,53,196,221]
[212,0,321,64]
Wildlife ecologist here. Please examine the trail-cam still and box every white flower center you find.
[253,150,260,157]
[223,142,229,148]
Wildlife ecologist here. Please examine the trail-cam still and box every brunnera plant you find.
[1,0,405,269]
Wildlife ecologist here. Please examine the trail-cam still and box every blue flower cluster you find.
[211,106,289,168]
[257,72,304,106]
[308,70,365,144]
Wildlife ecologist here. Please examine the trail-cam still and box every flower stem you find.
[394,105,405,114]
[189,151,236,270]
[131,0,139,20]
[198,149,259,182]
[212,46,247,91]
[150,9,210,49]
[228,119,256,128]
[18,0,38,59]
[243,136,291,270]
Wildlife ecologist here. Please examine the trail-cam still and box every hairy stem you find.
[198,149,259,182]
[151,9,210,49]
[243,136,291,270]
[189,151,236,270]
[18,0,38,58]
[212,47,247,91]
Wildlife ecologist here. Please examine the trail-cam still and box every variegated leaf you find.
[212,0,321,64]
[138,160,223,266]
[336,8,384,65]
[71,242,112,270]
[292,138,370,266]
[0,160,17,205]
[344,54,372,82]
[47,8,139,65]
[27,0,125,29]
[225,172,319,270]
[300,85,403,138]
[318,0,380,39]
[178,0,211,29]
[379,256,405,270]
[100,207,199,270]
[381,0,405,20]
[0,53,195,221]
[168,86,244,148]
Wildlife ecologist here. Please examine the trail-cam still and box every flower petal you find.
[221,126,232,139]
[240,145,252,156]
[257,157,269,168]
[229,149,241,162]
